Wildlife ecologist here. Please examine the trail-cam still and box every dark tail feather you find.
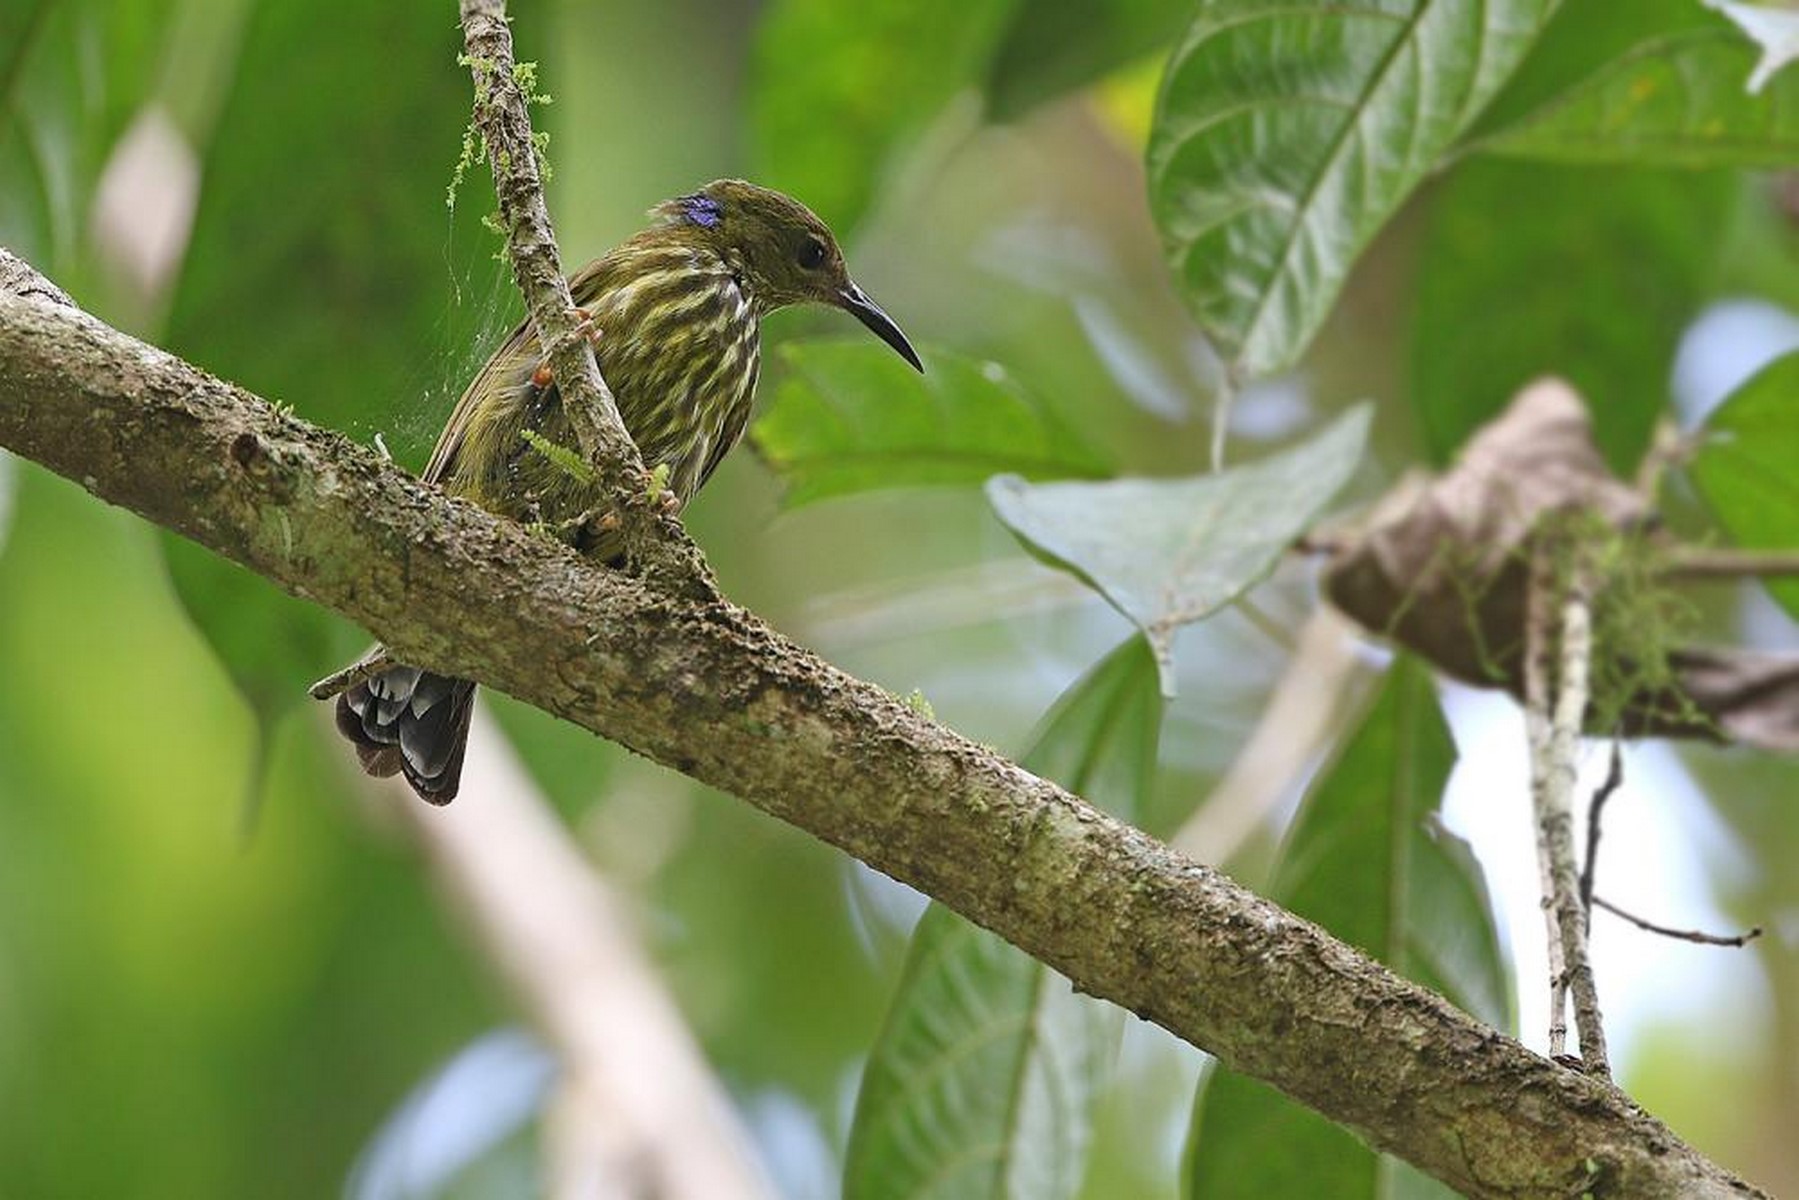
[334,664,477,804]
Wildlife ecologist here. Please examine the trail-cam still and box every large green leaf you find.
[1472,9,1799,166]
[1688,349,1799,622]
[166,3,514,449]
[1267,659,1508,1027]
[987,405,1369,692]
[751,340,1108,508]
[1146,0,1560,381]
[845,638,1162,1200]
[1187,657,1508,1199]
[983,0,1191,120]
[749,0,1020,233]
[1409,160,1730,470]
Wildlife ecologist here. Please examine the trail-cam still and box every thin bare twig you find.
[1592,897,1764,948]
[1659,547,1799,581]
[1579,741,1624,913]
[307,647,394,701]
[1524,543,1570,1059]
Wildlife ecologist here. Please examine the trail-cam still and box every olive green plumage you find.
[330,179,921,802]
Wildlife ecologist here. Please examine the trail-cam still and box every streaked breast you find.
[589,247,761,501]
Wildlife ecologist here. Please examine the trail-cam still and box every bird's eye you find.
[797,236,828,270]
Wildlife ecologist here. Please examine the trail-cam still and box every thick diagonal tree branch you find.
[0,277,1765,1200]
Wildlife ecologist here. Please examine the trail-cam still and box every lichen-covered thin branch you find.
[1525,537,1610,1078]
[457,0,711,595]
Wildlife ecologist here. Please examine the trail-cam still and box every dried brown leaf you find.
[1324,379,1799,751]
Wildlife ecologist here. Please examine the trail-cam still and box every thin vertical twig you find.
[1523,561,1570,1058]
[1523,534,1610,1077]
[457,0,713,597]
[1579,741,1624,912]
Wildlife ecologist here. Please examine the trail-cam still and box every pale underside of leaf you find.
[987,405,1370,693]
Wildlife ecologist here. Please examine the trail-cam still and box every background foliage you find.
[4,0,1799,1196]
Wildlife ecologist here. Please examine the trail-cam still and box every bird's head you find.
[650,179,923,372]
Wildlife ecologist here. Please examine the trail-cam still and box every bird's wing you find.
[423,259,617,487]
[696,355,760,494]
[421,316,535,486]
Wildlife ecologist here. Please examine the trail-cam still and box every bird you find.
[326,179,921,803]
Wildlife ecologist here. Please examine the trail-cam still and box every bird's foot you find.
[643,462,682,515]
[529,309,603,390]
[571,306,601,347]
[558,506,620,550]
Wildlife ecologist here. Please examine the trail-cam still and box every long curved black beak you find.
[838,282,923,373]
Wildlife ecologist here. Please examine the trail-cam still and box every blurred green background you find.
[3,1,1798,1197]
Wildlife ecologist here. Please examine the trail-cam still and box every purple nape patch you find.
[683,194,722,227]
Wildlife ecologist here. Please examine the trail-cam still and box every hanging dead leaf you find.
[1323,379,1799,751]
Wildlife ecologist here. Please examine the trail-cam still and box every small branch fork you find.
[1526,531,1767,1075]
[1582,744,1763,951]
[1524,532,1610,1077]
[1578,741,1624,913]
[307,647,393,701]
[457,0,713,599]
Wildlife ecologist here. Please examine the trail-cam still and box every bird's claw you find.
[571,306,602,347]
[556,507,621,552]
[529,309,603,390]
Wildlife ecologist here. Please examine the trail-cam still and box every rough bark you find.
[0,278,1767,1200]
